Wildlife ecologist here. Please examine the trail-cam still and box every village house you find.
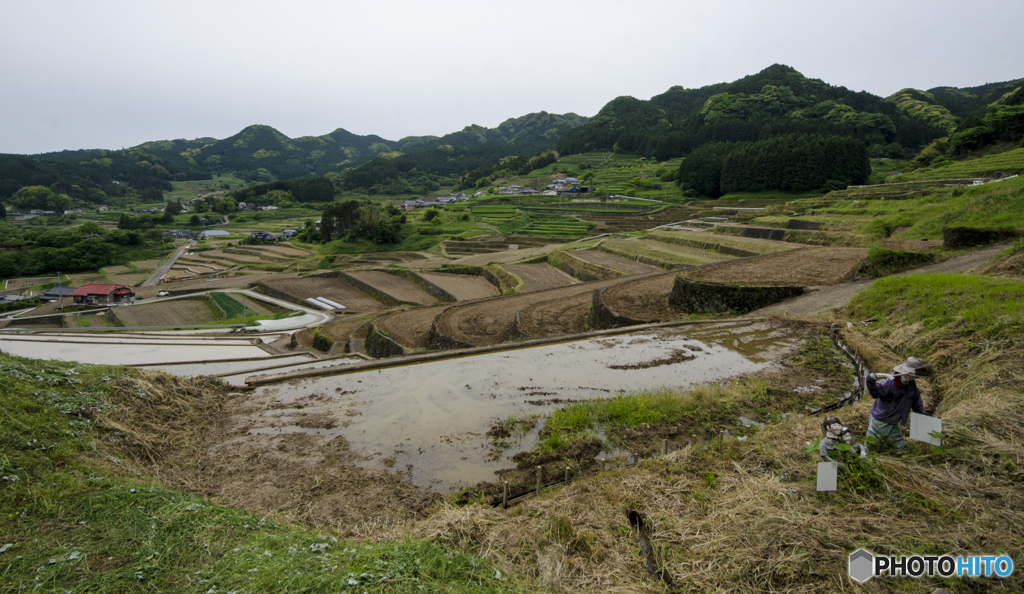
[248,231,276,243]
[70,283,136,307]
[498,185,523,195]
[279,229,297,239]
[403,199,425,211]
[164,229,193,240]
[40,287,76,303]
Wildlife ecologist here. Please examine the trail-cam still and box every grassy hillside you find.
[0,357,520,593]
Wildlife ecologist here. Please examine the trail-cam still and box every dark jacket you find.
[867,375,924,425]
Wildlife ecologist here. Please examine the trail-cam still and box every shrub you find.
[312,327,334,352]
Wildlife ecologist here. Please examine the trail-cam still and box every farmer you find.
[865,357,931,450]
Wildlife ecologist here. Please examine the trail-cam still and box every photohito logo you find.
[848,548,1014,583]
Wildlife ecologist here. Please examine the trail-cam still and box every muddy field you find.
[196,389,434,532]
[345,271,438,306]
[516,292,592,338]
[501,263,579,292]
[684,247,870,286]
[263,277,382,312]
[112,298,219,327]
[602,272,682,322]
[414,271,499,301]
[571,249,661,274]
[375,304,455,350]
[434,276,631,347]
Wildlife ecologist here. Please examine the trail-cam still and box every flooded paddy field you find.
[0,332,285,366]
[228,320,810,493]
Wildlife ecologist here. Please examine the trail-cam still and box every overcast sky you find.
[2,0,1022,155]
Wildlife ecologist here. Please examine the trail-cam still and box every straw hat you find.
[894,357,930,377]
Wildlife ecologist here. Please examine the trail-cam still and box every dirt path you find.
[749,243,1009,317]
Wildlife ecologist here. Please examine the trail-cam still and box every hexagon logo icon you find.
[848,548,874,583]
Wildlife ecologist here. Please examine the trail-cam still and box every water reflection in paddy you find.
[246,321,801,492]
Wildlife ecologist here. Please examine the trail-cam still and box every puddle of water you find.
[246,322,801,492]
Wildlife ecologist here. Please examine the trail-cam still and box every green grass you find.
[888,148,1024,182]
[780,175,1024,239]
[209,292,251,319]
[847,274,1024,347]
[0,353,522,593]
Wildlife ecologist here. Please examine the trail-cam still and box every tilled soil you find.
[435,276,630,346]
[113,299,219,327]
[516,292,593,338]
[601,272,683,322]
[571,249,660,275]
[345,271,438,306]
[683,247,870,286]
[263,277,382,312]
[502,263,579,292]
[414,271,499,301]
[375,304,455,349]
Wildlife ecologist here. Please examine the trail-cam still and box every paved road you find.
[142,244,189,287]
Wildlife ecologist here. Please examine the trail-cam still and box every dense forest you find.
[554,65,959,161]
[0,222,170,278]
[679,134,871,197]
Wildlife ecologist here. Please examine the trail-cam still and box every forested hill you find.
[555,64,1021,161]
[0,112,587,199]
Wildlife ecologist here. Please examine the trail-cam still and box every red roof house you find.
[69,283,136,307]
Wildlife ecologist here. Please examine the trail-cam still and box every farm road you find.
[748,242,1009,318]
[142,244,189,286]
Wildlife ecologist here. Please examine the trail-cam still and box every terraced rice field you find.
[131,260,163,268]
[648,230,801,254]
[570,249,660,274]
[516,292,592,338]
[263,277,382,311]
[112,298,219,327]
[501,263,580,292]
[433,276,629,347]
[683,247,871,286]
[601,272,681,322]
[374,304,455,350]
[414,271,499,301]
[344,271,438,306]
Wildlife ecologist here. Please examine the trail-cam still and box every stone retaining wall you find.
[649,234,758,258]
[336,271,405,307]
[596,243,682,270]
[427,318,475,351]
[365,323,406,358]
[548,250,622,282]
[586,287,653,330]
[942,226,1019,249]
[484,264,522,294]
[668,277,804,313]
[395,270,457,303]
